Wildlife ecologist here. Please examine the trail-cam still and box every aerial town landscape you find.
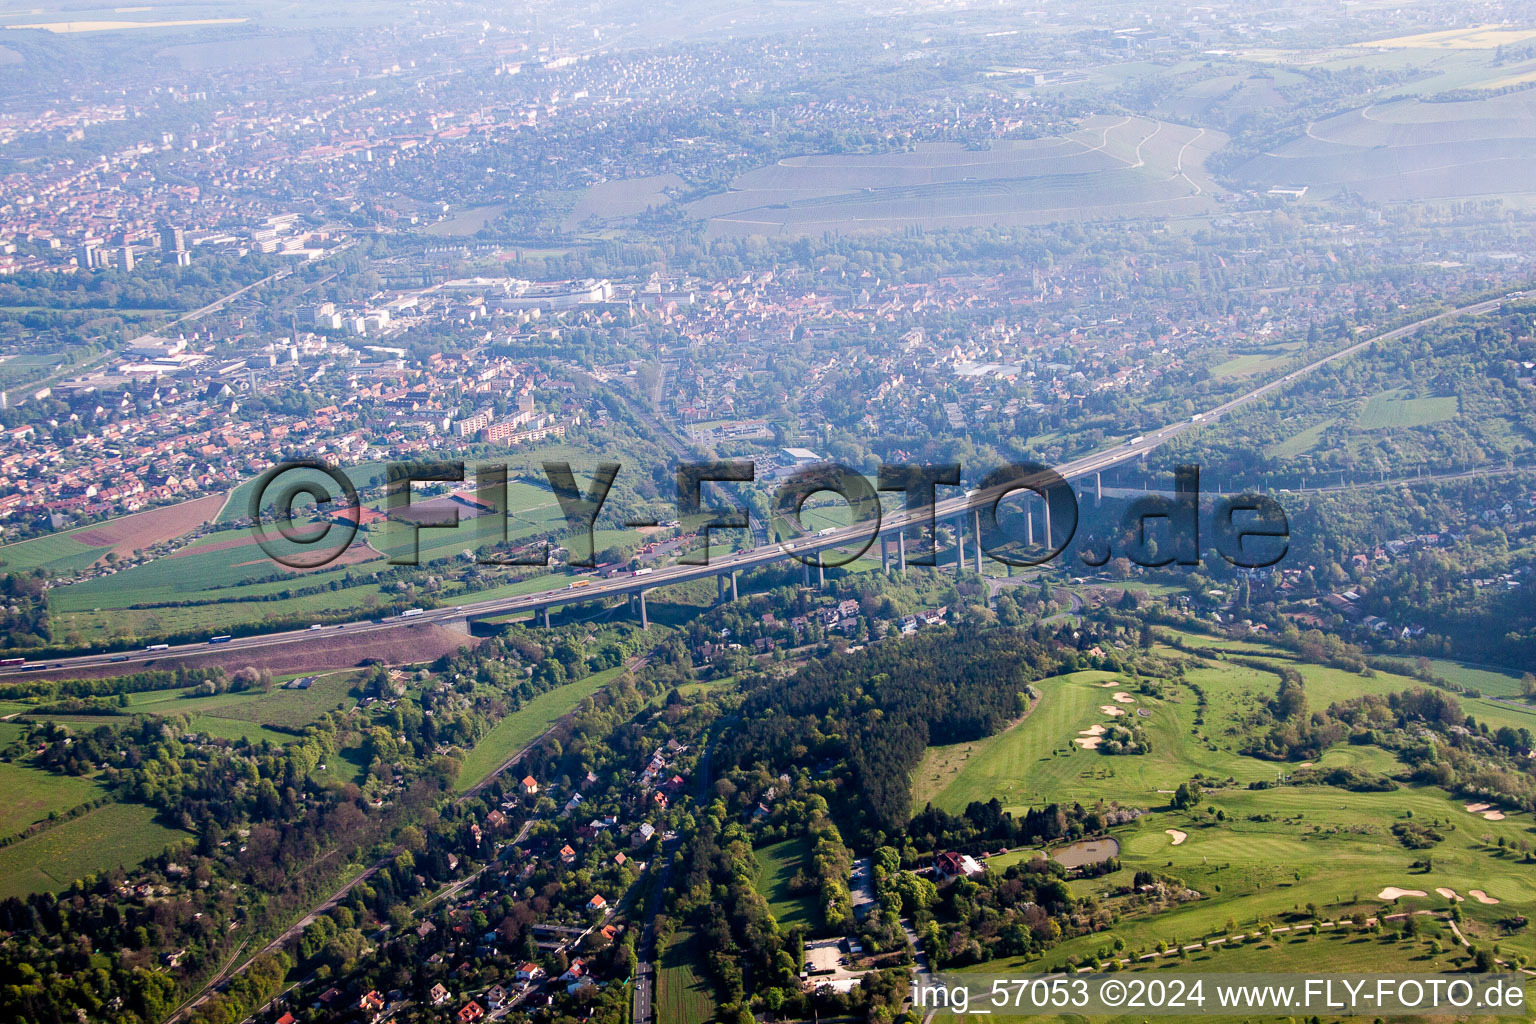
[2,1,1536,1023]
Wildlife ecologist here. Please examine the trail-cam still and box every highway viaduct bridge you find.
[0,293,1511,679]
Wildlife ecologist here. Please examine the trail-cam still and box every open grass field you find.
[17,702,300,748]
[0,530,113,575]
[1356,389,1459,429]
[657,926,718,1024]
[563,174,682,232]
[0,761,105,839]
[1234,87,1536,202]
[0,492,225,577]
[690,115,1222,237]
[47,527,382,613]
[0,351,67,384]
[424,204,507,237]
[944,928,1531,1024]
[5,17,247,33]
[217,460,393,524]
[30,450,617,648]
[1209,343,1302,380]
[1425,658,1528,698]
[453,665,626,792]
[156,32,315,69]
[33,461,605,645]
[917,628,1536,984]
[753,838,817,931]
[1266,416,1336,458]
[200,671,360,730]
[914,668,1344,813]
[183,713,295,746]
[0,801,187,899]
[14,672,363,751]
[1351,25,1536,50]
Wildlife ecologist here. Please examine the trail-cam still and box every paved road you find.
[5,292,1508,681]
[634,726,719,1024]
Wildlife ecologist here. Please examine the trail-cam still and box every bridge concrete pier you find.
[1096,471,1102,502]
[817,562,825,589]
[955,516,965,579]
[540,607,551,629]
[1027,507,1034,546]
[1043,498,1053,550]
[802,562,811,586]
[973,508,984,573]
[897,532,907,572]
[639,589,649,630]
[730,571,738,602]
[880,537,889,572]
[717,574,727,604]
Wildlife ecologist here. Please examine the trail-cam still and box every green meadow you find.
[753,838,817,931]
[945,928,1531,1024]
[0,801,188,899]
[1356,389,1458,429]
[918,629,1536,979]
[43,475,587,645]
[658,927,718,1024]
[454,665,627,792]
[0,530,114,575]
[0,761,105,839]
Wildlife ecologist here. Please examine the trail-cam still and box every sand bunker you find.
[1074,724,1105,749]
[1470,890,1500,904]
[1435,887,1464,902]
[1100,681,1120,688]
[1377,887,1427,901]
[1482,810,1506,820]
[1112,692,1134,704]
[1166,829,1187,845]
[1099,705,1126,716]
[1296,761,1314,768]
[1465,802,1492,813]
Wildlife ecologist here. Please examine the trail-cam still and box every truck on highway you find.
[0,657,24,667]
[400,608,425,618]
[144,643,169,651]
[207,635,233,644]
[632,567,655,576]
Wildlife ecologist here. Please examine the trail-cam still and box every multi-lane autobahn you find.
[1,292,1511,679]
